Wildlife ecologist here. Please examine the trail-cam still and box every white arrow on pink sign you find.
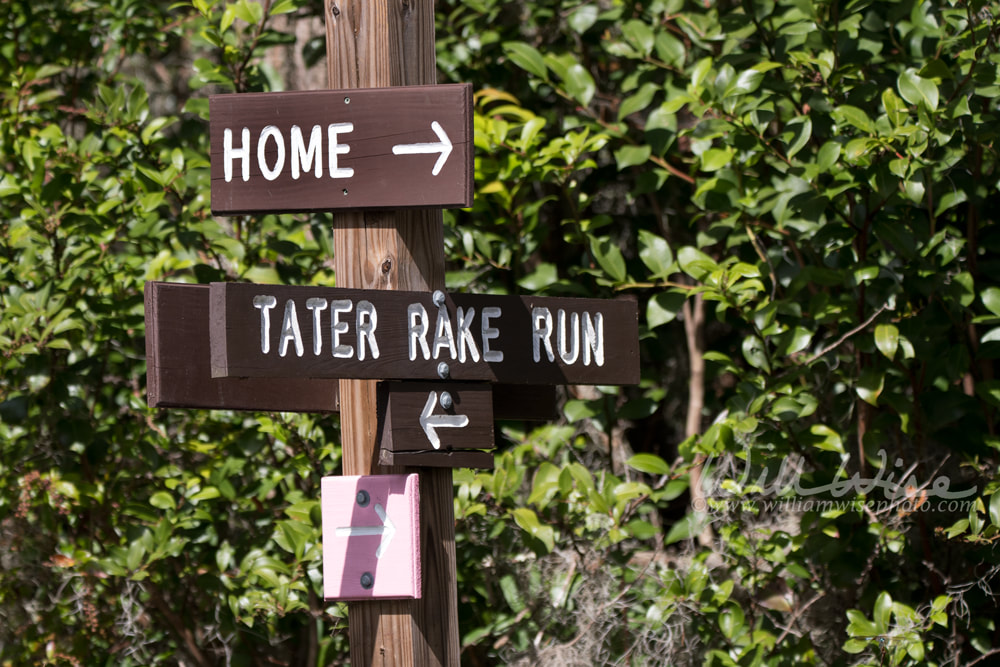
[321,473,421,600]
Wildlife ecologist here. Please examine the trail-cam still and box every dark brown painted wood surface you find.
[144,281,339,412]
[378,382,494,468]
[145,281,557,417]
[381,448,495,469]
[209,282,640,385]
[492,384,559,421]
[209,84,473,214]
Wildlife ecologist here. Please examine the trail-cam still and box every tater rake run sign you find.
[209,282,640,386]
[209,83,473,214]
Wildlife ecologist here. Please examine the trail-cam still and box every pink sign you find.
[321,474,421,600]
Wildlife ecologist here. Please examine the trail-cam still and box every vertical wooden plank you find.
[325,2,459,666]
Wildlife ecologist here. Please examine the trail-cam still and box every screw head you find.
[432,290,446,308]
[356,490,370,507]
[437,362,450,379]
[439,391,453,409]
[360,572,374,589]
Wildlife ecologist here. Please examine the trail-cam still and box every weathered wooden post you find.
[324,2,459,665]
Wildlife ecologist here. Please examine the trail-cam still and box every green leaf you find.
[719,604,745,641]
[638,229,674,279]
[518,116,546,149]
[689,57,714,91]
[725,62,778,96]
[655,31,685,67]
[944,518,969,539]
[590,237,627,282]
[626,453,670,476]
[622,19,655,56]
[527,463,561,508]
[126,540,145,572]
[882,87,907,126]
[563,399,601,423]
[700,147,734,172]
[742,335,770,373]
[518,262,558,291]
[233,0,264,25]
[665,512,707,545]
[809,424,845,454]
[856,367,884,406]
[277,520,312,558]
[561,62,596,106]
[783,116,812,159]
[817,141,841,171]
[0,174,20,197]
[898,68,939,112]
[618,83,658,120]
[846,609,878,637]
[677,246,717,281]
[874,591,892,632]
[567,5,599,33]
[499,573,525,612]
[835,105,874,134]
[150,492,176,510]
[934,189,968,217]
[647,291,686,328]
[268,0,297,15]
[614,144,651,170]
[284,500,316,523]
[843,638,870,654]
[220,4,236,32]
[503,42,548,79]
[189,486,221,502]
[511,508,555,552]
[96,197,123,215]
[982,287,1000,317]
[874,323,899,361]
[775,326,812,357]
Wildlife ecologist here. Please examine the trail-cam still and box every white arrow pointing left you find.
[420,391,470,449]
[392,121,453,176]
[335,503,396,558]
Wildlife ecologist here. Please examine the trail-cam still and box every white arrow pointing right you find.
[335,502,396,558]
[420,391,469,449]
[391,121,454,176]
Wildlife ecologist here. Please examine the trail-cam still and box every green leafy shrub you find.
[3,0,1000,665]
[440,0,1000,664]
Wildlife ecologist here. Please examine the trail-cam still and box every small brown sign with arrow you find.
[377,382,494,468]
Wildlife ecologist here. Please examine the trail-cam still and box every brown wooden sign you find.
[145,281,339,413]
[209,84,473,214]
[145,281,558,419]
[378,382,494,468]
[209,282,639,386]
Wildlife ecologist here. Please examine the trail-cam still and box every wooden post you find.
[324,1,460,665]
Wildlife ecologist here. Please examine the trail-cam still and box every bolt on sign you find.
[209,83,473,214]
[321,474,421,600]
[209,282,640,386]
